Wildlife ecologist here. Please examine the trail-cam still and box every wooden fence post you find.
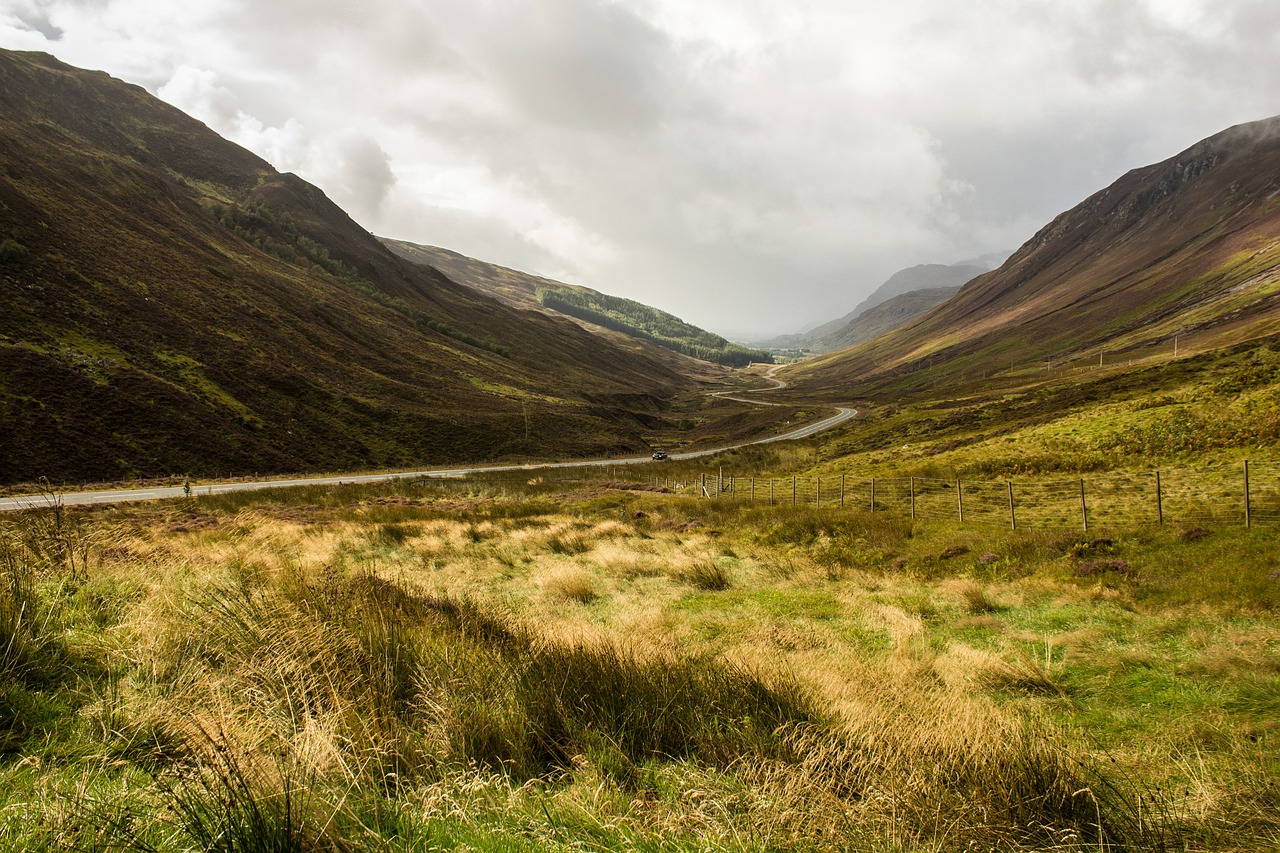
[870,478,876,513]
[1155,470,1163,524]
[1008,481,1016,530]
[957,478,964,523]
[1079,479,1088,532]
[701,472,708,498]
[770,479,775,506]
[1244,460,1251,528]
[792,476,797,506]
[751,477,756,502]
[840,473,846,507]
[816,476,821,507]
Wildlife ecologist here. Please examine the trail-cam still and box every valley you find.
[1,45,1279,853]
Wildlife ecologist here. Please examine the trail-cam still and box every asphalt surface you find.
[0,371,855,512]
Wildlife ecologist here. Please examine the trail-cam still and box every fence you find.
[640,460,1280,531]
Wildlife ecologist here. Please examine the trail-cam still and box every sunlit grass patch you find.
[2,474,1276,850]
[538,563,599,604]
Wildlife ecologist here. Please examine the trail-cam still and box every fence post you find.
[910,477,916,521]
[751,477,756,502]
[840,473,846,507]
[870,477,876,513]
[770,479,775,506]
[957,478,964,523]
[1155,470,1163,524]
[816,476,821,507]
[1244,460,1251,528]
[1079,479,1088,532]
[701,472,708,498]
[792,476,797,506]
[1008,481,1017,530]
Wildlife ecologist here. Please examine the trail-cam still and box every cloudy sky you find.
[3,1,1278,338]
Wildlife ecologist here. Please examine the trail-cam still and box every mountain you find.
[790,115,1280,396]
[382,240,758,373]
[806,262,990,343]
[755,259,996,353]
[0,50,697,484]
[816,286,962,351]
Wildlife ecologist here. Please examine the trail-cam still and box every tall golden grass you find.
[2,479,1273,850]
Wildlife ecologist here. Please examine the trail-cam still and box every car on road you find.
[651,450,668,461]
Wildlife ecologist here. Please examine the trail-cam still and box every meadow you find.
[2,473,1276,851]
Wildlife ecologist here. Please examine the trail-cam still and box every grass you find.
[0,474,1276,850]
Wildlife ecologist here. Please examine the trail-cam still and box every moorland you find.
[2,48,1280,853]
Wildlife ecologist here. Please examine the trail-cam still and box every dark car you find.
[651,450,668,461]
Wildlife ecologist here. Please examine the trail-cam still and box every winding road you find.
[0,367,856,511]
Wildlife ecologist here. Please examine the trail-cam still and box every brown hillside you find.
[381,239,725,381]
[0,50,694,484]
[791,116,1280,396]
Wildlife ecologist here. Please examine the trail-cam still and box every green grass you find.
[1,473,1276,850]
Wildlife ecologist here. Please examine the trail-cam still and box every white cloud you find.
[2,0,1278,336]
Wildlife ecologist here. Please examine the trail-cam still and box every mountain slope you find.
[806,263,988,343]
[791,116,1280,396]
[818,286,962,351]
[385,239,770,367]
[382,240,728,377]
[0,50,695,483]
[754,259,994,352]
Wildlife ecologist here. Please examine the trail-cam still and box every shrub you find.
[0,238,30,264]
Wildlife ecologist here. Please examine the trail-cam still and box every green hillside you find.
[537,286,772,367]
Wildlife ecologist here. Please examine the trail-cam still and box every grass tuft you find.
[677,560,732,591]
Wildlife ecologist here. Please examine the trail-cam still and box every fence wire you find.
[644,461,1279,531]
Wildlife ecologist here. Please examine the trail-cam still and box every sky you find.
[2,1,1279,339]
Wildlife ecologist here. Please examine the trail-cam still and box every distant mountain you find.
[756,258,997,353]
[817,286,962,351]
[384,240,771,367]
[0,50,695,484]
[805,262,991,348]
[790,116,1280,396]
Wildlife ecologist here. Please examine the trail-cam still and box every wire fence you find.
[637,460,1280,531]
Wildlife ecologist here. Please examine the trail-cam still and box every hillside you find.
[818,286,961,351]
[0,50,699,484]
[382,239,726,378]
[807,262,989,343]
[755,260,994,353]
[789,115,1280,396]
[535,287,771,367]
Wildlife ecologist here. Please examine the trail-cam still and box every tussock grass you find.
[676,560,732,591]
[539,563,599,603]
[2,477,1275,850]
[956,579,1004,614]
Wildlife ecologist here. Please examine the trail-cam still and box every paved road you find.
[0,371,855,511]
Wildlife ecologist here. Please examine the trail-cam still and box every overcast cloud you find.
[2,0,1278,337]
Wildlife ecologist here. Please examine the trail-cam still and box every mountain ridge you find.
[382,239,763,371]
[789,115,1280,395]
[0,49,697,483]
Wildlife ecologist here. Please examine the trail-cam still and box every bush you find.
[0,238,30,264]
